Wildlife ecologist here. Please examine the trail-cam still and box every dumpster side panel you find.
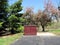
[24,26,37,35]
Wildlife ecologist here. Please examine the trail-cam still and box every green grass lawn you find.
[0,33,23,45]
[49,30,60,35]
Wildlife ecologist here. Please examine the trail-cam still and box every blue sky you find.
[9,0,60,13]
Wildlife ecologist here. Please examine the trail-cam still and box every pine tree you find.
[8,0,23,34]
[9,0,23,17]
[0,0,8,21]
[0,0,8,35]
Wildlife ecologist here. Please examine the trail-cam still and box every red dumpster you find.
[24,25,37,35]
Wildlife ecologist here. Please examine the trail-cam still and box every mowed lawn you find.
[0,33,23,45]
[49,30,60,35]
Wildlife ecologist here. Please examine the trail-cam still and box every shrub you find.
[17,25,24,32]
[0,22,3,28]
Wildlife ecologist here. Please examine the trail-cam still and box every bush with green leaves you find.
[8,15,25,33]
[8,15,19,34]
[17,25,24,32]
[19,17,25,22]
[18,17,25,25]
[0,22,3,28]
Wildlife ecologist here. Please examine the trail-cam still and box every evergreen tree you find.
[9,0,23,17]
[0,0,23,34]
[8,0,23,34]
[0,0,8,35]
[0,0,8,20]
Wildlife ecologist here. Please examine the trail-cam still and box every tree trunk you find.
[42,25,45,32]
[10,28,15,34]
[38,26,41,32]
